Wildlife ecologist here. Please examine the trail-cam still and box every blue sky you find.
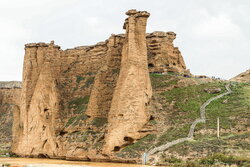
[0,0,249,80]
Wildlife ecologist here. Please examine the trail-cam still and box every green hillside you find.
[118,73,250,166]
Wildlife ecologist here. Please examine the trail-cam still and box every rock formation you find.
[103,10,152,154]
[9,9,189,161]
[230,69,250,83]
[0,81,21,89]
[12,41,62,156]
[147,31,187,73]
[0,82,21,154]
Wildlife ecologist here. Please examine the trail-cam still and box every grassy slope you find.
[118,73,250,166]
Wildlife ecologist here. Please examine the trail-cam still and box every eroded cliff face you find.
[0,82,21,155]
[103,10,152,154]
[12,10,189,162]
[147,31,187,74]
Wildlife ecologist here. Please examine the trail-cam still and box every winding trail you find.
[148,83,232,155]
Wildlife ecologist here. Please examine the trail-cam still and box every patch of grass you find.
[160,156,183,164]
[149,119,157,125]
[112,68,120,74]
[68,96,90,109]
[72,114,88,126]
[199,153,250,166]
[74,105,87,114]
[167,131,250,159]
[65,116,77,127]
[159,82,226,125]
[66,96,90,127]
[65,114,88,128]
[76,76,85,83]
[86,72,95,75]
[157,124,190,146]
[150,73,178,89]
[121,134,157,156]
[205,82,250,130]
[93,141,104,149]
[91,117,108,127]
[82,77,95,89]
[68,131,88,142]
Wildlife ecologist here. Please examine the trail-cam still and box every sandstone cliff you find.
[230,69,250,83]
[147,31,187,73]
[11,10,189,162]
[103,10,152,154]
[0,82,21,156]
[0,81,21,89]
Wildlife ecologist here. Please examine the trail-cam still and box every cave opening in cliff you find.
[123,136,134,143]
[113,146,120,151]
[38,153,49,158]
[148,63,154,68]
[59,131,68,136]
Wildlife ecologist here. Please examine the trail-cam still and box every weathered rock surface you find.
[230,69,250,83]
[204,87,221,94]
[147,31,187,74]
[0,81,21,89]
[10,9,189,162]
[0,83,21,155]
[103,9,152,154]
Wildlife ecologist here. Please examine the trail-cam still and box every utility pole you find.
[217,117,220,139]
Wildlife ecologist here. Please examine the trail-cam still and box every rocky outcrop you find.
[230,69,250,83]
[0,81,21,89]
[11,9,189,162]
[147,31,188,74]
[12,41,62,156]
[103,10,152,154]
[0,83,21,154]
[86,34,124,118]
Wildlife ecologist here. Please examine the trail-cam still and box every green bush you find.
[91,117,108,127]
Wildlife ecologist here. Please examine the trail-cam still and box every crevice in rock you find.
[148,63,154,68]
[38,153,49,158]
[123,136,134,143]
[59,131,67,136]
[113,146,120,151]
[42,139,48,148]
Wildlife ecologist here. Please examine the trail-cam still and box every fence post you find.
[142,152,148,165]
[217,117,220,139]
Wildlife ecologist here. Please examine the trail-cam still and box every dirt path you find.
[0,158,151,167]
[148,83,232,155]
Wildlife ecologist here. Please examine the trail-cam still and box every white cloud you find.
[193,13,242,38]
[0,20,31,41]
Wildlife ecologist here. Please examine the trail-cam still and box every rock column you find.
[103,10,152,154]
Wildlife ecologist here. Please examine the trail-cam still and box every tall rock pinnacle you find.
[103,9,152,154]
